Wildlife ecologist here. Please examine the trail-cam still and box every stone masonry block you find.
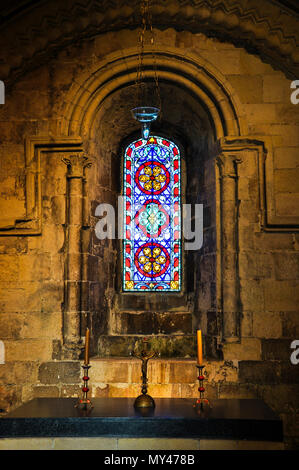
[50,196,66,224]
[241,311,253,336]
[218,383,258,399]
[223,338,261,361]
[60,385,82,397]
[90,358,130,383]
[146,360,169,384]
[274,147,299,169]
[276,193,299,217]
[253,232,294,251]
[262,73,290,103]
[261,339,292,361]
[280,362,299,384]
[258,384,299,412]
[33,385,60,398]
[107,383,141,398]
[0,256,20,281]
[273,252,299,280]
[227,75,263,103]
[0,385,21,413]
[200,50,241,75]
[240,280,265,311]
[205,361,238,383]
[0,314,24,340]
[274,169,299,193]
[240,51,273,75]
[94,384,109,398]
[264,280,299,311]
[271,125,299,146]
[0,283,44,313]
[168,361,197,384]
[246,104,277,124]
[38,361,80,385]
[147,383,181,398]
[0,361,38,385]
[252,312,282,339]
[239,252,273,280]
[239,361,280,384]
[40,282,64,313]
[281,311,299,337]
[275,103,299,125]
[5,339,53,362]
[0,237,28,255]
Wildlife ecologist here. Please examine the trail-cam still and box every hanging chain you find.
[135,0,146,106]
[148,0,162,117]
[135,0,162,115]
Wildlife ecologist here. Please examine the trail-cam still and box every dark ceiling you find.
[0,0,297,83]
[274,0,299,15]
[0,1,45,26]
[0,0,298,27]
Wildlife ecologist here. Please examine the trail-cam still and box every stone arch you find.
[57,45,252,357]
[60,46,247,140]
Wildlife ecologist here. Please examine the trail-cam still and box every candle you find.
[197,329,203,365]
[84,328,90,365]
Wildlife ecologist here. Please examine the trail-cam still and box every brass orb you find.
[134,394,155,409]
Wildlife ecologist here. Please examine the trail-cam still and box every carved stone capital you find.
[216,153,242,179]
[62,154,92,178]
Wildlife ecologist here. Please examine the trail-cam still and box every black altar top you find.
[0,398,283,441]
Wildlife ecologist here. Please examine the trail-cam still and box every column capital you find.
[216,153,242,178]
[62,153,92,178]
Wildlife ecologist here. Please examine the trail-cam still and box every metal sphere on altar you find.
[134,393,156,409]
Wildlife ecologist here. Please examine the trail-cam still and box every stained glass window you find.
[123,136,181,292]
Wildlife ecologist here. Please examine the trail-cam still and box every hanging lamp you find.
[131,0,161,139]
[131,106,159,139]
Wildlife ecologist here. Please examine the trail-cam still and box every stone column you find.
[62,154,91,357]
[216,153,242,343]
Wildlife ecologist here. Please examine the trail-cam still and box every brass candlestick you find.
[75,363,93,410]
[193,364,210,412]
[75,328,93,410]
[132,342,157,408]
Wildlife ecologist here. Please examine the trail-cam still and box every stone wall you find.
[0,28,298,448]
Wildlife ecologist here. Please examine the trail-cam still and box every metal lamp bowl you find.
[131,107,160,123]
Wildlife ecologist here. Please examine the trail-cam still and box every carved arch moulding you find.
[0,0,298,87]
[61,47,299,231]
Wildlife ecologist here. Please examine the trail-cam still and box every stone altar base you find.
[34,358,236,400]
[0,398,284,450]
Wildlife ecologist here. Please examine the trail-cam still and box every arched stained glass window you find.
[123,136,182,292]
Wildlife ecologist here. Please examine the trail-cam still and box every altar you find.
[0,398,284,450]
